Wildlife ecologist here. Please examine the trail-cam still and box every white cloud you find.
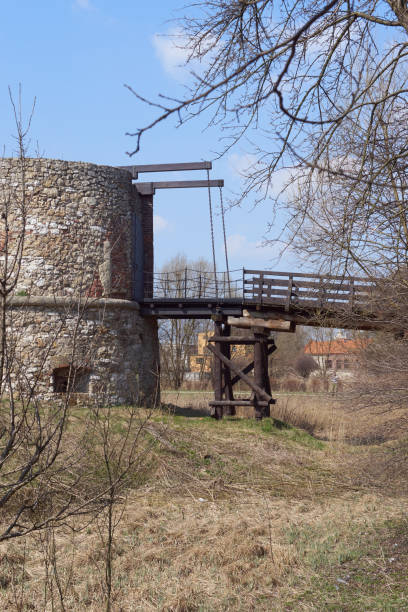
[153,214,170,233]
[228,154,301,200]
[228,153,258,179]
[227,233,275,259]
[152,28,192,81]
[267,167,298,199]
[74,0,93,9]
[152,27,215,82]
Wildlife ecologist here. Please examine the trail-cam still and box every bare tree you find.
[0,90,150,544]
[126,2,408,279]
[158,254,212,389]
[127,2,408,192]
[287,82,408,278]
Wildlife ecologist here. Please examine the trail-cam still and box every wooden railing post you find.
[259,272,264,305]
[319,277,325,308]
[349,278,354,310]
[286,274,293,312]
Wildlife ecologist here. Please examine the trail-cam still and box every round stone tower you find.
[0,158,158,405]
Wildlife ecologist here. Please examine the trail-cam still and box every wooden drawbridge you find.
[121,161,392,419]
[142,267,391,420]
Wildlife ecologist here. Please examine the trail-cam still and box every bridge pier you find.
[208,316,276,419]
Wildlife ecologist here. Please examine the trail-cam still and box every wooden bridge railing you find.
[243,269,376,311]
[142,267,379,315]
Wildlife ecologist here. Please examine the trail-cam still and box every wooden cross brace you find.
[207,338,275,420]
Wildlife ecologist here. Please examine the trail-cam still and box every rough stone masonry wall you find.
[0,158,158,405]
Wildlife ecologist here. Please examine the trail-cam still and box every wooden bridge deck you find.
[141,269,391,330]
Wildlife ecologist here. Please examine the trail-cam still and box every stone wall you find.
[0,158,138,298]
[0,158,158,405]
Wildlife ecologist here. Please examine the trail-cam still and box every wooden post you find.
[212,319,224,420]
[349,278,354,311]
[221,324,235,416]
[262,340,271,417]
[286,274,293,312]
[259,272,264,305]
[319,277,325,308]
[253,332,265,419]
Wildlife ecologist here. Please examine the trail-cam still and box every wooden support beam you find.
[262,340,272,400]
[209,400,269,407]
[264,345,272,396]
[230,343,276,387]
[208,335,275,344]
[136,179,224,195]
[254,335,266,419]
[221,324,235,416]
[228,315,296,333]
[212,320,224,420]
[206,342,274,404]
[117,161,212,178]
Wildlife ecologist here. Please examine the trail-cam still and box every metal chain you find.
[219,186,231,297]
[207,168,218,298]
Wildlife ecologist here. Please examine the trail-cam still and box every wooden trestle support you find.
[207,315,277,420]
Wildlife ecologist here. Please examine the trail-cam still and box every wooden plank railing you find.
[243,269,376,311]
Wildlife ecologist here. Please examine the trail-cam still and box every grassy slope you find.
[1,409,407,611]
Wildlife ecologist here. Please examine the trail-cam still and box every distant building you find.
[304,335,369,379]
[189,332,212,375]
[189,331,252,376]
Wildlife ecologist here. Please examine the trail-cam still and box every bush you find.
[294,354,318,378]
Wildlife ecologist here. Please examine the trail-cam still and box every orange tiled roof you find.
[304,338,369,356]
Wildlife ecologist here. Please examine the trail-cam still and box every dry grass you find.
[163,389,408,444]
[274,394,408,444]
[0,400,407,610]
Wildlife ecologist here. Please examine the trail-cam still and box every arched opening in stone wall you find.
[52,366,90,394]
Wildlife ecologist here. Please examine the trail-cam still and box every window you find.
[53,367,90,393]
[196,357,204,365]
[343,360,350,369]
[326,359,332,368]
[336,360,343,370]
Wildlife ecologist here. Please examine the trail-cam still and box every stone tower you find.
[0,158,158,405]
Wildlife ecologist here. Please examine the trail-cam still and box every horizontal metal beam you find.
[136,179,224,195]
[117,161,212,179]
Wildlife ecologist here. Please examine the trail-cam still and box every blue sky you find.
[0,0,300,272]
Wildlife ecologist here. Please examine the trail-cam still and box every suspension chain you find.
[207,168,218,298]
[219,186,231,297]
